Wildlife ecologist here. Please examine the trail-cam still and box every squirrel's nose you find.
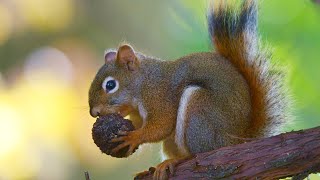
[90,106,101,117]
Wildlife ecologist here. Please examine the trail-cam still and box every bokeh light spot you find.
[0,103,23,157]
[14,0,73,31]
[24,47,74,86]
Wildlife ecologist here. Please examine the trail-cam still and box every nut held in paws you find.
[92,114,138,158]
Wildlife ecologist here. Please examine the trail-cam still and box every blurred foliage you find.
[0,0,319,179]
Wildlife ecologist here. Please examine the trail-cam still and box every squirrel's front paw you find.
[110,130,143,156]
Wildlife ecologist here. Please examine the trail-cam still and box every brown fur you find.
[88,0,289,179]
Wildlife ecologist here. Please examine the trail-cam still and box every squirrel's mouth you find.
[96,105,142,129]
[100,104,132,118]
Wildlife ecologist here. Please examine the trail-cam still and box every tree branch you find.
[136,126,320,179]
[84,171,91,180]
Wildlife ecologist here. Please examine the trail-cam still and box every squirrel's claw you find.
[110,136,126,143]
[117,130,129,136]
[153,158,182,180]
[110,130,142,155]
[111,140,130,154]
[126,144,137,156]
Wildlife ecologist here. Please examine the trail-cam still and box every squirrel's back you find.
[208,0,289,137]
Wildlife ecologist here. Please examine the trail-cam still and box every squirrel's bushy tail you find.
[208,0,289,137]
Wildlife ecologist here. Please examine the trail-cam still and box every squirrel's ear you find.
[116,44,140,71]
[104,50,117,64]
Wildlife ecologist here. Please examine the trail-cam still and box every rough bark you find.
[136,126,320,180]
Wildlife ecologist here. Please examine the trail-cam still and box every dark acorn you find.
[92,114,137,158]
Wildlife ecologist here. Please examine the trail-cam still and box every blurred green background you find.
[0,0,319,179]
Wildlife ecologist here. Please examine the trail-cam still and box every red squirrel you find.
[88,0,289,179]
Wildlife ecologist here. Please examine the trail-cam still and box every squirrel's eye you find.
[102,76,119,94]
